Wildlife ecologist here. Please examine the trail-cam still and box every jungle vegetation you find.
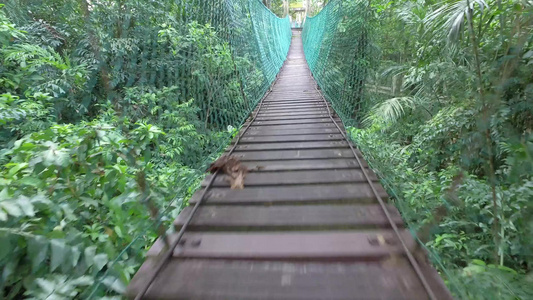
[349,0,533,298]
[0,0,531,299]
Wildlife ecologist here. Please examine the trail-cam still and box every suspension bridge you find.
[126,24,452,299]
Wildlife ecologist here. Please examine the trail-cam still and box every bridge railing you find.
[85,1,291,297]
[302,0,468,294]
[1,0,291,298]
[88,0,291,296]
[303,0,533,298]
[302,0,372,128]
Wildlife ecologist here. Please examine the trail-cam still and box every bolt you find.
[191,239,202,248]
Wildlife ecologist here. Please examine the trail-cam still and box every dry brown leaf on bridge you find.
[208,155,249,189]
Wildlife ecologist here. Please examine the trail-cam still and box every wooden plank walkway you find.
[127,31,452,300]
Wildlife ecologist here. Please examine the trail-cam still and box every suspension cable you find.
[308,71,438,300]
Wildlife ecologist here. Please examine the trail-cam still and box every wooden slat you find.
[127,258,450,300]
[255,114,330,121]
[202,169,377,187]
[234,141,349,151]
[229,149,358,161]
[263,97,322,102]
[256,111,330,117]
[268,91,319,96]
[174,205,403,230]
[259,107,329,113]
[236,134,345,143]
[261,101,325,107]
[258,108,328,114]
[147,230,415,260]
[244,128,340,136]
[240,159,366,171]
[189,183,386,204]
[246,123,342,131]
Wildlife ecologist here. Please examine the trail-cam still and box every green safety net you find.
[303,1,533,298]
[1,0,290,298]
[93,0,292,295]
[302,0,372,127]
[302,0,466,295]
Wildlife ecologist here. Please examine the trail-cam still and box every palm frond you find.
[424,0,489,43]
[380,65,409,78]
[363,96,415,126]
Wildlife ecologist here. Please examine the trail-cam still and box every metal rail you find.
[309,72,438,300]
[134,74,281,300]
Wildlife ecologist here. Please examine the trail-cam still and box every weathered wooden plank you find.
[272,84,316,89]
[271,85,317,90]
[190,183,386,205]
[244,128,340,136]
[174,205,403,231]
[234,141,349,151]
[255,114,330,121]
[147,230,415,260]
[260,103,327,109]
[236,134,345,143]
[266,94,321,100]
[240,159,367,171]
[256,111,330,118]
[260,106,326,112]
[268,90,318,94]
[255,102,329,108]
[261,100,326,105]
[262,100,325,105]
[246,123,342,131]
[229,149,358,161]
[202,169,378,187]
[258,109,329,115]
[127,258,450,300]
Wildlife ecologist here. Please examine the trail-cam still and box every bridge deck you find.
[127,31,452,300]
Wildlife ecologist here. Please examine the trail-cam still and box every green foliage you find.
[0,119,154,298]
[302,0,532,296]
[0,0,291,298]
[349,125,533,298]
[329,0,533,297]
[303,0,374,126]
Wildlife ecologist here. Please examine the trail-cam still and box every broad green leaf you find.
[70,276,93,286]
[16,196,35,217]
[71,246,81,267]
[93,253,108,271]
[102,276,126,294]
[17,177,43,187]
[35,278,55,294]
[41,142,70,167]
[84,246,96,267]
[27,236,49,272]
[0,188,9,200]
[1,201,22,217]
[7,162,28,178]
[471,259,486,266]
[50,240,68,272]
[0,235,11,261]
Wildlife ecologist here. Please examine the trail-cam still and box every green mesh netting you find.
[303,0,464,295]
[302,0,372,127]
[102,0,292,131]
[93,0,290,294]
[1,0,291,297]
